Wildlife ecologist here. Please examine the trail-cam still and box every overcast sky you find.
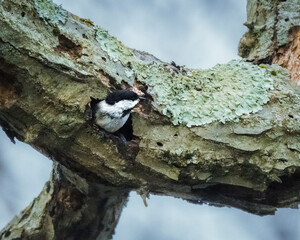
[0,1,299,240]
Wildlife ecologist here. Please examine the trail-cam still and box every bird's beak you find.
[139,96,146,100]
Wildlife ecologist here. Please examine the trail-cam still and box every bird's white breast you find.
[96,113,130,133]
[94,99,139,132]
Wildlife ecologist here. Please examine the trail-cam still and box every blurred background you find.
[0,0,299,239]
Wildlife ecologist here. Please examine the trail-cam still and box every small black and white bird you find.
[91,89,140,134]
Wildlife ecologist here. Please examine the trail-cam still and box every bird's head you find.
[105,89,142,112]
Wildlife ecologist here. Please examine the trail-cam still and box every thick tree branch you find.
[0,2,300,237]
[0,163,129,240]
[239,0,300,84]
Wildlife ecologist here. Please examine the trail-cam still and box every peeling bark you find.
[0,0,300,238]
[272,26,300,85]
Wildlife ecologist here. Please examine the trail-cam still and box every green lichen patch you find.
[52,24,60,36]
[239,0,300,59]
[269,70,277,76]
[259,64,267,69]
[141,60,274,127]
[276,0,300,46]
[80,18,94,27]
[34,0,66,25]
[94,26,134,63]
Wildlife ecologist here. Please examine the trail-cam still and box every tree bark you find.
[238,0,300,84]
[0,162,128,240]
[0,0,299,238]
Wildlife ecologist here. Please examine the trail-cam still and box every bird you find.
[90,89,141,134]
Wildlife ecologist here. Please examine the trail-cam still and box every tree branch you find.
[0,2,299,235]
[0,162,128,240]
[239,0,300,84]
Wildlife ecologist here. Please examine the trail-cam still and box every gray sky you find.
[0,1,299,239]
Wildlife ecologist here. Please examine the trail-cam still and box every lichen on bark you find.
[0,1,300,239]
[239,0,300,60]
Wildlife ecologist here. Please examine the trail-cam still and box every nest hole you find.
[115,115,135,141]
[89,97,135,142]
